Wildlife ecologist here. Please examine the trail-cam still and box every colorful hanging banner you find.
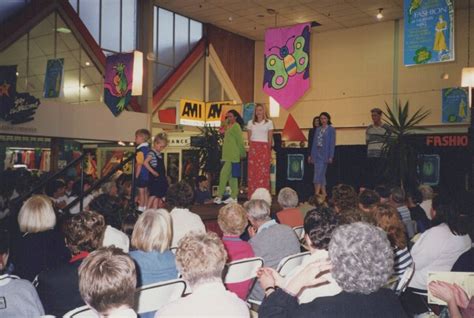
[263,22,311,109]
[404,0,454,66]
[441,87,469,123]
[0,65,17,120]
[43,58,64,98]
[104,53,134,116]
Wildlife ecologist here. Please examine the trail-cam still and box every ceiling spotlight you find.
[118,141,126,146]
[376,8,383,20]
[266,8,277,15]
[16,72,19,76]
[55,27,71,34]
[228,16,233,22]
[85,61,90,66]
[129,142,134,146]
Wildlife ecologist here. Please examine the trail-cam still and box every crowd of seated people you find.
[1,166,474,318]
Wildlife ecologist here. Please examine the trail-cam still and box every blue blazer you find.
[311,125,336,163]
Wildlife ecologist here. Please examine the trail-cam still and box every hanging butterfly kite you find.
[263,23,311,109]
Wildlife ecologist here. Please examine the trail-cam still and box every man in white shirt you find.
[157,232,249,317]
[78,247,138,318]
[167,182,205,247]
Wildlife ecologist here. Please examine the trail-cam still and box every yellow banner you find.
[179,99,241,127]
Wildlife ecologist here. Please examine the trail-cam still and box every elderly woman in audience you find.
[218,203,255,300]
[338,207,376,225]
[331,184,358,213]
[258,222,407,318]
[10,195,70,281]
[129,209,178,286]
[36,210,106,317]
[276,187,303,227]
[250,187,272,206]
[372,203,413,282]
[401,194,471,315]
[258,207,342,304]
[418,184,434,220]
[157,232,249,317]
[245,199,300,301]
[0,229,45,317]
[167,181,205,247]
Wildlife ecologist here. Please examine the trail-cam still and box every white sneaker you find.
[213,197,223,204]
[223,197,237,204]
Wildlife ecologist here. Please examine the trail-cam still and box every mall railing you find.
[62,153,136,215]
[13,153,85,207]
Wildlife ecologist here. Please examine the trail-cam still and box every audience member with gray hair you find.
[418,184,434,220]
[158,231,249,317]
[276,187,303,227]
[244,199,300,301]
[258,222,407,318]
[250,187,272,206]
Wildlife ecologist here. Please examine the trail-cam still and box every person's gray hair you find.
[329,222,393,295]
[418,184,434,200]
[390,187,405,204]
[250,188,272,206]
[277,187,298,209]
[244,199,270,222]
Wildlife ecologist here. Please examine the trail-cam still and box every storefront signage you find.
[179,99,238,127]
[404,0,454,66]
[426,134,468,147]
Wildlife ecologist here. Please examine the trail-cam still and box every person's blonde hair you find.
[154,132,168,145]
[131,209,172,252]
[176,231,227,286]
[218,203,248,235]
[79,247,136,314]
[252,104,269,123]
[250,188,272,206]
[18,195,56,233]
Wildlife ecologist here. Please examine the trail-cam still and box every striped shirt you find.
[393,247,413,278]
[366,124,390,158]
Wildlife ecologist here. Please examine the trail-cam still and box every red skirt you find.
[247,141,271,198]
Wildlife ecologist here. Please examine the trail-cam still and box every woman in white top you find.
[246,104,274,198]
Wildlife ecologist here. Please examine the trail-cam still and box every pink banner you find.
[263,23,311,109]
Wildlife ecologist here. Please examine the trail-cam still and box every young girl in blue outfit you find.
[144,133,168,209]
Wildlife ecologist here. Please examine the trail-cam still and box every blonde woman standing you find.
[247,104,274,198]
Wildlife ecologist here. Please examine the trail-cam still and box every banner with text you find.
[179,99,238,127]
[404,0,454,66]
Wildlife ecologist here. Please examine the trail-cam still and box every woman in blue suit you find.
[309,112,335,197]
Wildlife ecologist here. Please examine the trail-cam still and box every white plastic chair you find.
[223,257,264,301]
[276,252,311,277]
[134,279,187,314]
[394,263,415,296]
[293,226,305,241]
[63,305,94,318]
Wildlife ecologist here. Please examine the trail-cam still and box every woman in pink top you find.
[218,203,255,300]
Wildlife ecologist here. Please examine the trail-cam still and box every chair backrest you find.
[63,305,94,318]
[394,263,415,295]
[134,279,187,314]
[277,252,311,277]
[293,226,305,240]
[223,257,264,284]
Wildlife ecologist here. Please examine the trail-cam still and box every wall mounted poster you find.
[442,87,469,123]
[43,58,64,98]
[404,0,454,66]
[287,154,304,181]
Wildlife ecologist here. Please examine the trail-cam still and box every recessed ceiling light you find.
[55,27,71,34]
[16,72,19,76]
[376,8,384,20]
[85,61,90,66]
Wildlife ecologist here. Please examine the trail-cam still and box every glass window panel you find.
[174,14,189,66]
[0,0,30,24]
[101,0,121,52]
[189,20,202,47]
[122,0,137,52]
[153,7,158,55]
[69,0,78,12]
[157,8,174,66]
[79,0,100,44]
[209,66,221,101]
[154,63,173,88]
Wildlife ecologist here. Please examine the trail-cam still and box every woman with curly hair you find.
[258,222,407,318]
[372,203,413,281]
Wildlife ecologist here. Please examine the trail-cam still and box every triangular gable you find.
[0,0,142,112]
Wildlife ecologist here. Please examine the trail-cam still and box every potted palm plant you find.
[381,101,431,189]
[195,125,223,186]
